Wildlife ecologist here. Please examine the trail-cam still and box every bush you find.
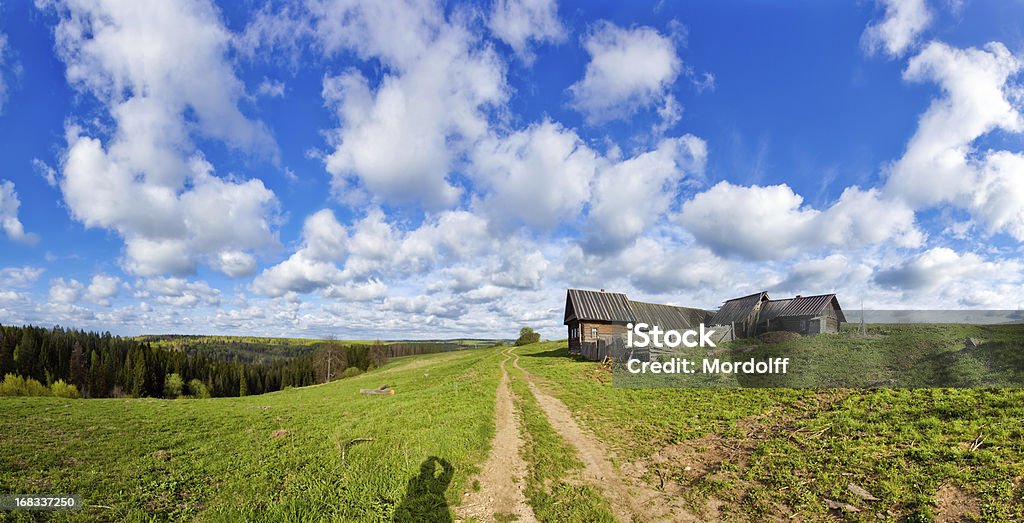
[340,367,363,379]
[164,373,184,398]
[188,379,210,399]
[50,380,81,399]
[0,374,52,397]
[515,327,541,346]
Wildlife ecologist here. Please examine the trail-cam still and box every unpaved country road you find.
[458,348,537,523]
[509,349,703,523]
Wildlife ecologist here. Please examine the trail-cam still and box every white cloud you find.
[884,41,1024,240]
[323,279,388,301]
[0,180,37,244]
[471,120,598,229]
[569,21,681,123]
[49,278,84,304]
[679,182,922,260]
[585,134,706,253]
[491,250,549,290]
[862,0,932,58]
[873,248,1023,301]
[316,0,508,209]
[85,274,121,305]
[32,158,58,187]
[0,266,45,288]
[46,0,281,277]
[488,0,566,63]
[141,277,221,308]
[252,209,348,297]
[256,78,286,98]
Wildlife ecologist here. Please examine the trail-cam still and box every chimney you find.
[796,295,802,298]
[600,289,605,292]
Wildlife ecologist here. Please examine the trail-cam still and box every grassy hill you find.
[2,324,1023,521]
[0,349,502,521]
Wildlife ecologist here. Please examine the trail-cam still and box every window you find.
[591,327,598,339]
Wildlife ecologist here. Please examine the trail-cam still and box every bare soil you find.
[510,351,706,523]
[934,483,981,523]
[458,349,537,523]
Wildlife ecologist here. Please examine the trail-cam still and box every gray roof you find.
[708,291,768,326]
[564,289,633,324]
[564,289,710,328]
[775,294,846,322]
[627,300,710,331]
[757,299,792,323]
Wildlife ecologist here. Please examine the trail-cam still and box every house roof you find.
[564,289,633,324]
[775,294,846,322]
[627,300,710,331]
[757,299,792,323]
[708,291,768,326]
[564,289,711,328]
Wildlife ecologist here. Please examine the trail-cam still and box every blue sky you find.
[0,0,1023,339]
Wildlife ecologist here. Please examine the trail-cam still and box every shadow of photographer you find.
[393,456,454,522]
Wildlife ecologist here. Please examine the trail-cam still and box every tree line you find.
[0,325,487,399]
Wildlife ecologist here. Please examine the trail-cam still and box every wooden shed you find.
[564,289,633,355]
[563,289,711,359]
[707,292,769,338]
[762,294,845,335]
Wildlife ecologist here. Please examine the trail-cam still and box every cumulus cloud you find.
[141,277,221,308]
[256,78,285,98]
[679,182,922,260]
[316,0,507,209]
[488,0,565,63]
[46,0,280,277]
[85,274,121,305]
[585,134,706,253]
[0,266,45,288]
[0,180,37,244]
[862,0,932,58]
[873,247,1022,298]
[569,21,681,123]
[252,209,348,297]
[471,120,598,229]
[49,278,84,304]
[884,41,1024,240]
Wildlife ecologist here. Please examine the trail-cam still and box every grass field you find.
[515,325,1024,521]
[0,349,502,522]
[2,324,1023,522]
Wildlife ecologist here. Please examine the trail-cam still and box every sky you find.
[0,0,1023,340]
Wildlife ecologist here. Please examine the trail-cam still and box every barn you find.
[758,294,845,335]
[563,289,710,359]
[706,291,769,339]
[563,289,845,359]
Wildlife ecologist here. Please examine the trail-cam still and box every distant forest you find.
[0,325,492,399]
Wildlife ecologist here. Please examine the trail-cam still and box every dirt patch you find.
[458,348,536,523]
[151,450,171,461]
[758,331,801,344]
[270,429,290,439]
[935,483,981,522]
[511,352,705,523]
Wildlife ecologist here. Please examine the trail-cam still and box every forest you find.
[0,325,478,399]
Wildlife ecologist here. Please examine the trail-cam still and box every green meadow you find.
[1,323,1022,522]
[0,349,501,522]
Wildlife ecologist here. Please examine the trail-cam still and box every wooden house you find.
[563,289,710,358]
[760,294,845,335]
[707,292,769,338]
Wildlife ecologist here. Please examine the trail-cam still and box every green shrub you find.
[50,380,81,399]
[0,374,52,397]
[164,373,184,398]
[188,379,210,399]
[340,367,363,379]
